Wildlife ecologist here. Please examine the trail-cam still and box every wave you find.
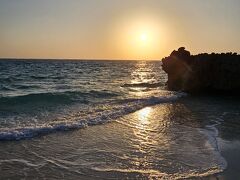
[92,167,224,179]
[0,92,186,141]
[12,84,40,90]
[0,85,13,91]
[0,77,20,83]
[30,75,47,80]
[122,82,163,88]
[0,90,119,105]
[0,84,39,92]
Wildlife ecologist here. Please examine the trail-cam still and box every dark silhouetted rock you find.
[162,47,240,93]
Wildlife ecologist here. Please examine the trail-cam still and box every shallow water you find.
[0,60,239,179]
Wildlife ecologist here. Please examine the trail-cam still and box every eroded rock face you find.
[162,47,240,93]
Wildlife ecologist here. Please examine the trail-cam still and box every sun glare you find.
[140,33,147,42]
[138,107,152,124]
[112,13,168,59]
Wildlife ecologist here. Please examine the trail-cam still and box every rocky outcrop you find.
[162,47,240,93]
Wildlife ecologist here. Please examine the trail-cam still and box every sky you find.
[0,0,240,60]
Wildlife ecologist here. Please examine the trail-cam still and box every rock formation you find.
[162,47,240,93]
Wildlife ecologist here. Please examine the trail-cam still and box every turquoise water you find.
[1,60,239,179]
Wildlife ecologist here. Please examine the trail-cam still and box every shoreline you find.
[0,101,234,179]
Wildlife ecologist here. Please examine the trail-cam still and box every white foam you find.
[198,121,227,172]
[0,92,186,141]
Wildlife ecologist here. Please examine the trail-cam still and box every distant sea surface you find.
[0,59,240,179]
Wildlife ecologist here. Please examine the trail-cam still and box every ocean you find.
[0,60,239,179]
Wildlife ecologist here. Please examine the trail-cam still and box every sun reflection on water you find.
[138,107,152,125]
[130,61,152,85]
[130,105,175,169]
[128,61,157,97]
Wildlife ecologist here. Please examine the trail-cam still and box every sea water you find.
[1,59,238,179]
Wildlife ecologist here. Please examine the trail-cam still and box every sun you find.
[140,33,147,42]
[112,13,169,59]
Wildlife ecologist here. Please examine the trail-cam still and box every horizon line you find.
[0,57,162,61]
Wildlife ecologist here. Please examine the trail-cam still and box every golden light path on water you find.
[124,62,172,176]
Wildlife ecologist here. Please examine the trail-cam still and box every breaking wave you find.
[0,90,119,105]
[0,92,186,141]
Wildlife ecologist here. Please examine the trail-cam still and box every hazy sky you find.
[0,0,239,60]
